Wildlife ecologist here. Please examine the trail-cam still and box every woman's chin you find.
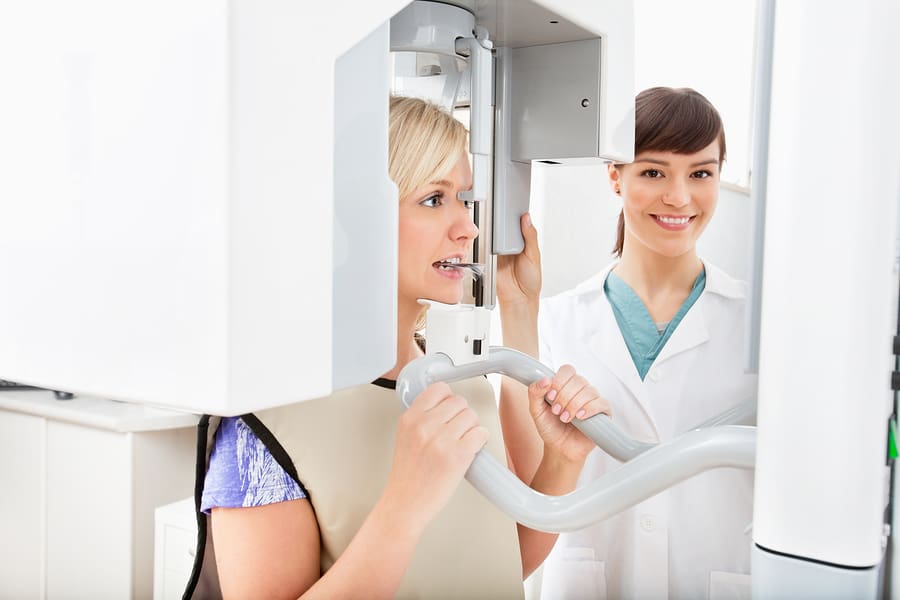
[648,242,698,260]
[419,288,465,306]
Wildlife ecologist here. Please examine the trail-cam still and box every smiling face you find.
[398,152,477,308]
[610,140,720,260]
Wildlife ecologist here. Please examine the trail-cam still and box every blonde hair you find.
[389,96,468,199]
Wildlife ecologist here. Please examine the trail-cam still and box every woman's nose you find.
[662,180,691,207]
[451,201,479,241]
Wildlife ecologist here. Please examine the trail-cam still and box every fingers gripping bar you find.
[399,347,653,461]
[396,347,756,533]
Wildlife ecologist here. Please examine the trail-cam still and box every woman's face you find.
[398,152,478,307]
[610,141,721,260]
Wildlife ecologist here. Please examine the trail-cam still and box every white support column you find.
[752,1,900,596]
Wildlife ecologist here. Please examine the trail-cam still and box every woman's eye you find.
[641,169,662,178]
[692,170,713,179]
[420,193,442,208]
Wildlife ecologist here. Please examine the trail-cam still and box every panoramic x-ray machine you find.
[385,0,754,534]
[1,0,900,597]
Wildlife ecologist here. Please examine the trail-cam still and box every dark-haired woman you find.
[497,87,756,599]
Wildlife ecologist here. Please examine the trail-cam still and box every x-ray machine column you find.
[750,1,900,596]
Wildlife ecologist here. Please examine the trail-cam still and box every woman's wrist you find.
[372,490,428,544]
[498,295,539,318]
[498,298,539,355]
[541,443,589,472]
[530,446,587,495]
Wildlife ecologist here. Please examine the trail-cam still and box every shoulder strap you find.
[241,413,310,499]
[183,415,219,599]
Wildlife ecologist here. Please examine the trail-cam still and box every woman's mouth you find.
[433,258,466,280]
[432,258,485,281]
[652,214,695,231]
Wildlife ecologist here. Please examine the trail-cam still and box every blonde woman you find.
[184,96,608,599]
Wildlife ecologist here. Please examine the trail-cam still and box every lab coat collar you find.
[653,295,710,364]
[701,260,746,300]
[571,259,744,300]
[581,262,660,438]
[587,296,659,438]
[649,259,745,362]
[643,260,743,366]
[573,259,746,299]
[581,259,743,437]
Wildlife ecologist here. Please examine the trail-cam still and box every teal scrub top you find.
[604,268,707,380]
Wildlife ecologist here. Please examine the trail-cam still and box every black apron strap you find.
[182,415,221,599]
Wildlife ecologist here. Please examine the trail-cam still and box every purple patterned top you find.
[200,416,305,514]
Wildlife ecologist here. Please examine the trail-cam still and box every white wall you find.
[633,0,757,188]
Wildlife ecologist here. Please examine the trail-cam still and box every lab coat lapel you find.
[652,261,741,365]
[587,295,660,438]
[654,294,710,364]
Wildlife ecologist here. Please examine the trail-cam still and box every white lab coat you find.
[536,261,756,600]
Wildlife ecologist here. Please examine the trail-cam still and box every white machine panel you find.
[510,39,604,162]
[491,0,634,254]
[0,0,405,414]
[753,0,900,569]
[0,0,632,414]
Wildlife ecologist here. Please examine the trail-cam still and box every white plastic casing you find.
[0,0,632,415]
[420,301,491,365]
[0,1,406,415]
[753,0,900,568]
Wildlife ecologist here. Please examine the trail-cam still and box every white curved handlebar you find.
[396,347,756,532]
[398,347,755,461]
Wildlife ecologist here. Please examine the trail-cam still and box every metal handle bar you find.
[466,423,754,532]
[396,347,756,532]
[398,347,755,461]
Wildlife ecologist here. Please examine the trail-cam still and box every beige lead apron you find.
[188,377,524,599]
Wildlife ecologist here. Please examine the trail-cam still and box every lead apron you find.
[185,377,524,599]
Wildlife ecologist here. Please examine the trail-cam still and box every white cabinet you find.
[0,390,198,599]
[0,410,45,599]
[154,497,198,600]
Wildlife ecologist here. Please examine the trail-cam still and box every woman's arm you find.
[213,494,429,600]
[496,215,612,575]
[496,213,545,483]
[516,447,587,578]
[212,500,320,599]
[211,382,489,599]
[512,368,609,577]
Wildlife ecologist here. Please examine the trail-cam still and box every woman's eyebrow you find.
[634,157,719,167]
[430,179,474,191]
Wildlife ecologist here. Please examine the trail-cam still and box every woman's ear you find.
[608,164,622,195]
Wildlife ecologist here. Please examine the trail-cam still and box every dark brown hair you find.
[613,87,726,257]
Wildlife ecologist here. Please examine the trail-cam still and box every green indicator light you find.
[890,419,899,460]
